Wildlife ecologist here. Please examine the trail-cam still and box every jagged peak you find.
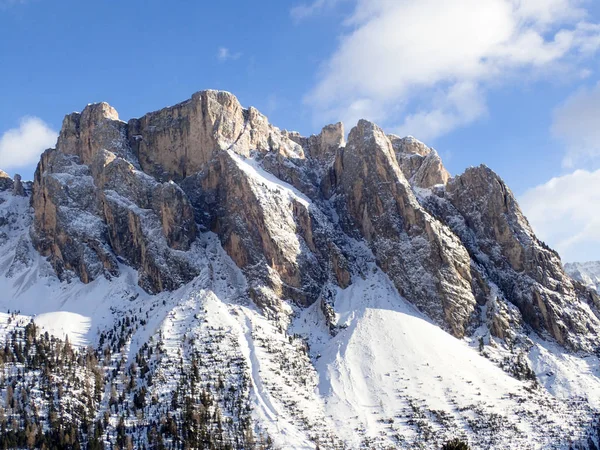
[64,102,120,123]
[450,164,521,209]
[347,119,390,147]
[282,122,345,146]
[0,170,25,196]
[454,164,510,191]
[319,122,345,147]
[60,102,121,137]
[190,89,243,109]
[388,134,433,157]
[132,89,244,122]
[82,101,120,122]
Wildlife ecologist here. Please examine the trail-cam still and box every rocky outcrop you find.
[30,91,350,305]
[12,174,25,197]
[0,170,13,192]
[31,148,119,283]
[128,90,305,182]
[422,165,600,350]
[285,122,345,164]
[58,102,132,166]
[24,89,600,352]
[181,150,349,313]
[258,123,346,200]
[32,105,199,292]
[389,135,450,188]
[330,120,477,337]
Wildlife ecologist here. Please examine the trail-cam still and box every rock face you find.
[422,165,600,350]
[0,170,13,192]
[128,90,306,182]
[23,89,600,351]
[31,103,199,292]
[329,120,477,336]
[30,91,344,308]
[389,135,450,188]
[58,102,132,166]
[12,174,25,196]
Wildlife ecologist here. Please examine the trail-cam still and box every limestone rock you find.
[129,91,302,182]
[24,88,600,354]
[331,120,477,337]
[152,182,197,251]
[286,122,345,164]
[0,170,13,192]
[32,110,198,292]
[58,102,131,166]
[421,165,600,350]
[31,148,119,283]
[12,174,26,197]
[389,135,450,188]
[101,186,198,293]
[181,151,336,312]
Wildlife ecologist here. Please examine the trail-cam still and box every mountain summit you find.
[1,90,599,449]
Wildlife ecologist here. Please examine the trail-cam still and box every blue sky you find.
[1,0,600,262]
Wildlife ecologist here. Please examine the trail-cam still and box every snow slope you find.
[2,187,600,449]
[294,269,598,449]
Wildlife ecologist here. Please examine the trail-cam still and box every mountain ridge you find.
[566,261,600,294]
[1,89,600,449]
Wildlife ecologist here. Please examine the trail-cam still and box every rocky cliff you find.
[16,89,600,349]
[3,89,600,449]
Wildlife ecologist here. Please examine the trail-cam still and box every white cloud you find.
[520,169,600,262]
[303,0,600,141]
[0,117,57,171]
[395,82,488,141]
[552,81,600,168]
[217,47,241,62]
[291,0,346,21]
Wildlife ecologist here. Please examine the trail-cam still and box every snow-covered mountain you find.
[566,261,600,294]
[1,90,600,449]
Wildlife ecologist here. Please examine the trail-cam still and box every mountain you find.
[1,90,600,449]
[566,261,600,294]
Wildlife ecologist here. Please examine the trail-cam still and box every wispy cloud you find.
[552,81,600,168]
[290,0,346,21]
[520,168,600,262]
[0,117,57,171]
[302,0,600,141]
[217,47,241,63]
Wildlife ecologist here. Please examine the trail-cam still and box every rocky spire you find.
[330,120,477,337]
[389,135,450,188]
[12,174,25,196]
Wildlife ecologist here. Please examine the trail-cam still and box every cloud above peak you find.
[217,47,241,63]
[302,0,600,141]
[291,0,346,21]
[0,117,57,172]
[520,168,600,263]
[552,81,600,168]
